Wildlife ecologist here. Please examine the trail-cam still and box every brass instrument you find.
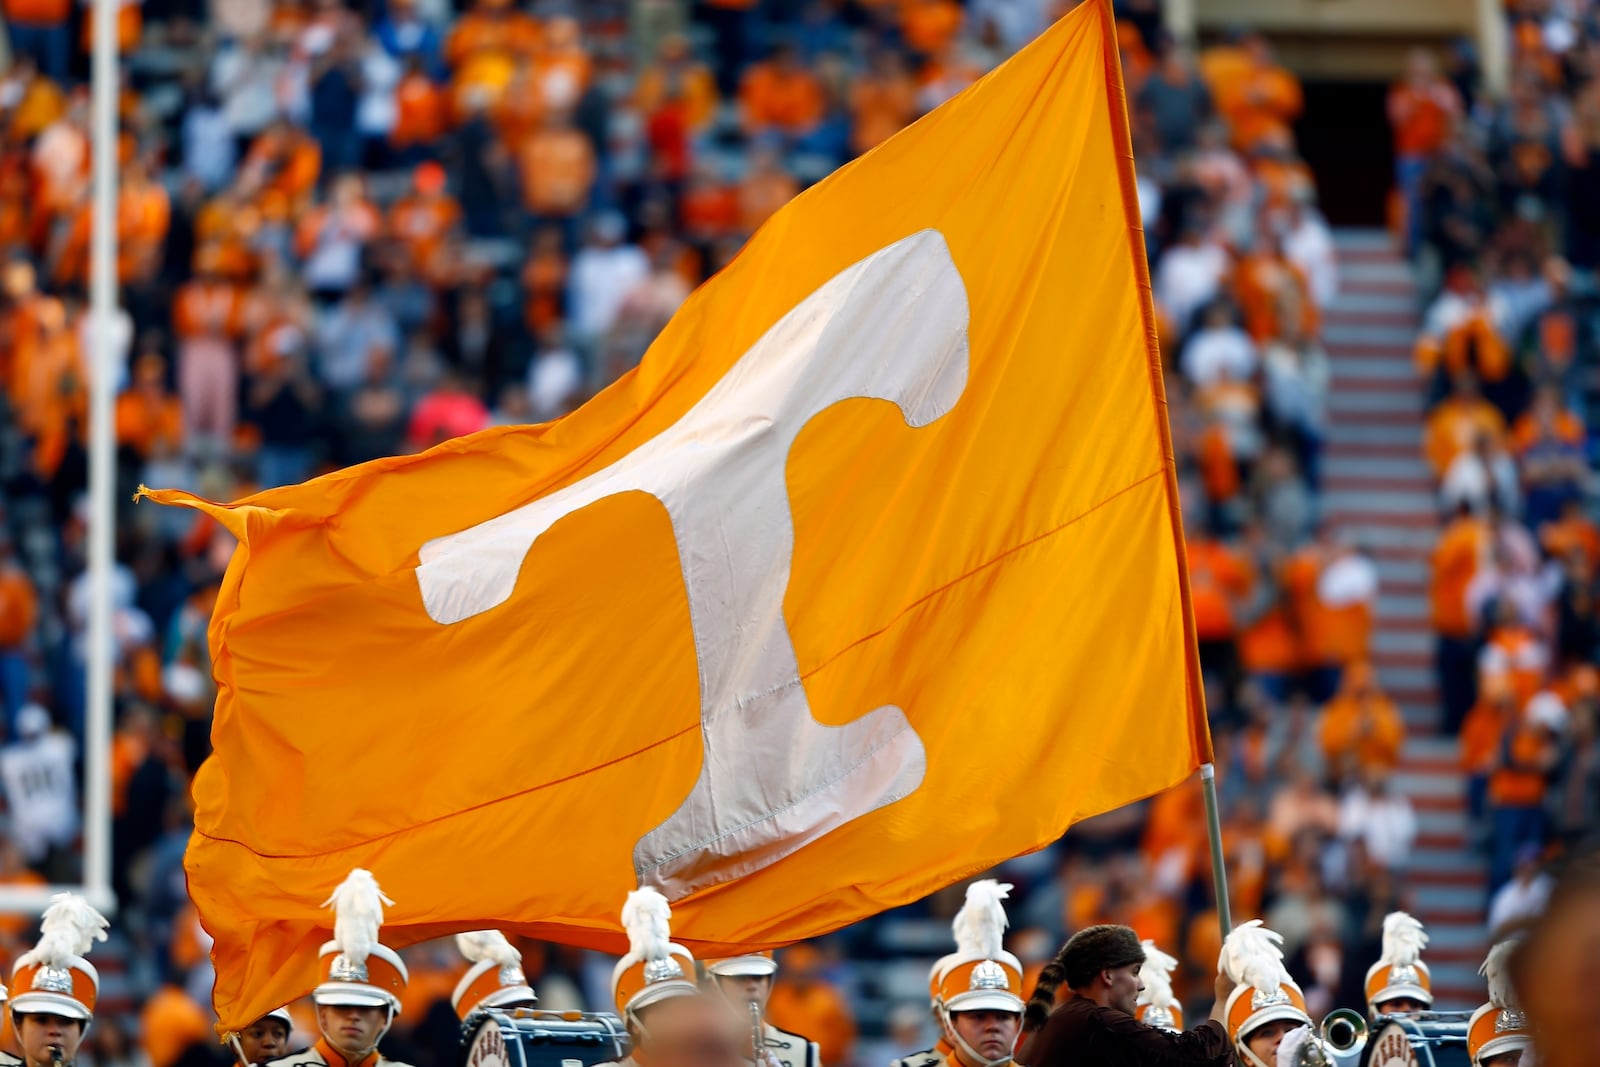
[1289,1009,1370,1067]
[750,1001,780,1067]
[1322,1009,1369,1055]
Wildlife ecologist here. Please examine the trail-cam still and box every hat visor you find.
[709,959,779,978]
[1475,1034,1530,1063]
[945,991,1026,1015]
[10,993,92,1021]
[1373,985,1433,1010]
[481,987,537,1010]
[313,984,395,1010]
[628,980,701,1015]
[1241,1006,1311,1042]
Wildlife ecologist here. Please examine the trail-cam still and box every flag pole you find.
[1200,762,1231,937]
[85,0,119,915]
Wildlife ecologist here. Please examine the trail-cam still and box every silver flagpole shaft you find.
[85,0,118,913]
[1200,762,1231,937]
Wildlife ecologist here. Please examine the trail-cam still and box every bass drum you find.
[1363,1014,1473,1067]
[459,1009,628,1067]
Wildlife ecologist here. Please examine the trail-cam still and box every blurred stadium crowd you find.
[0,0,1593,1064]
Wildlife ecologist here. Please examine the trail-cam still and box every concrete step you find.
[1331,356,1420,382]
[1325,291,1418,315]
[1403,735,1460,761]
[1326,422,1424,447]
[1324,488,1435,515]
[1379,593,1429,620]
[1337,525,1436,550]
[1392,771,1463,799]
[1327,391,1426,415]
[1325,453,1432,480]
[1340,262,1417,288]
[1324,320,1419,345]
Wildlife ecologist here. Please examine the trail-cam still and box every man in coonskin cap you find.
[1018,925,1234,1067]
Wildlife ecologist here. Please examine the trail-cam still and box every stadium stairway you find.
[1322,229,1484,1009]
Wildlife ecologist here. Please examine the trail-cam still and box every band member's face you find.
[717,976,772,1011]
[239,1018,291,1064]
[1244,1020,1304,1063]
[951,1010,1021,1064]
[18,1012,85,1066]
[316,1004,386,1057]
[1375,997,1426,1016]
[637,995,744,1067]
[1106,963,1143,1017]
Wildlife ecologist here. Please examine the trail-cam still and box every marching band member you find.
[1467,941,1531,1067]
[601,888,705,1067]
[1365,912,1433,1018]
[888,954,957,1067]
[1020,924,1233,1066]
[265,869,414,1067]
[231,1008,295,1066]
[452,932,537,1019]
[1219,921,1314,1067]
[1133,941,1182,1033]
[7,894,109,1067]
[704,951,821,1067]
[931,881,1025,1067]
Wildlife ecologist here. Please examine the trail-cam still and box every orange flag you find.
[146,0,1209,1032]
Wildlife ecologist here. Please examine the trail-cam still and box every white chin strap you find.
[937,1008,1014,1067]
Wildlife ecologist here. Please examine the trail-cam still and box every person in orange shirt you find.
[1187,527,1254,720]
[118,152,171,285]
[1540,496,1600,571]
[740,44,824,145]
[1206,32,1301,154]
[444,0,541,120]
[239,119,322,210]
[1317,661,1405,781]
[389,161,462,272]
[140,985,211,1067]
[850,49,918,157]
[765,945,855,1067]
[1462,669,1516,842]
[4,56,67,143]
[1233,227,1317,345]
[1432,501,1491,731]
[11,293,84,480]
[391,59,450,166]
[532,14,590,115]
[634,34,719,135]
[0,535,38,720]
[518,109,595,241]
[901,0,963,59]
[115,350,184,462]
[1511,385,1588,528]
[1479,598,1550,710]
[738,147,798,235]
[1424,372,1506,478]
[1388,49,1461,253]
[1488,691,1565,892]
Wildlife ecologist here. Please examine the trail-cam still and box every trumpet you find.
[750,1000,780,1067]
[1287,1009,1369,1067]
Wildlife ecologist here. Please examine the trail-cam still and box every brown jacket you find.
[1020,998,1232,1067]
